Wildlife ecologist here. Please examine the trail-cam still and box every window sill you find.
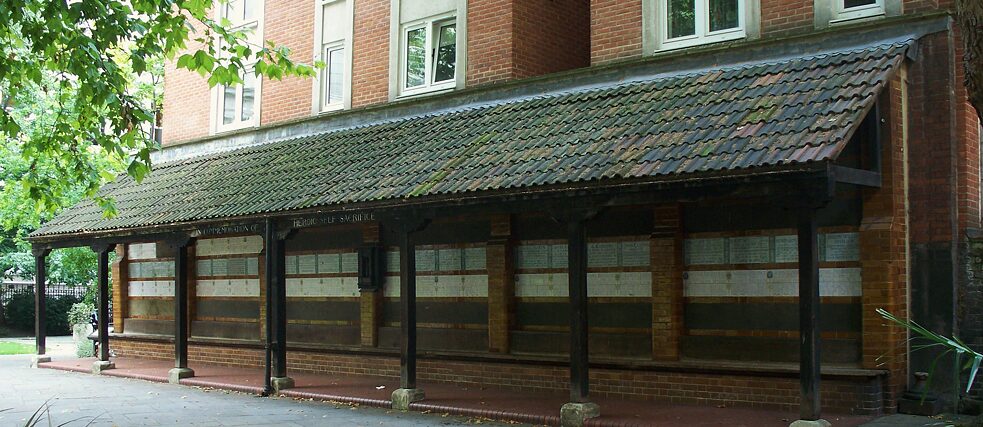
[654,33,747,54]
[395,85,456,102]
[829,11,885,26]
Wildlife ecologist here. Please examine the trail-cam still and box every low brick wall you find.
[110,337,884,414]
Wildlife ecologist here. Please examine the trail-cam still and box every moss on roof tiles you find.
[32,41,910,238]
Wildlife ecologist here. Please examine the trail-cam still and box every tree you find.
[957,0,983,121]
[0,0,315,215]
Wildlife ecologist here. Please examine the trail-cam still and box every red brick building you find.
[28,0,980,425]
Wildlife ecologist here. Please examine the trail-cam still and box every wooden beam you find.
[171,236,192,369]
[830,165,881,188]
[272,233,288,378]
[797,206,821,421]
[567,215,590,403]
[398,227,417,390]
[32,247,50,356]
[95,246,111,362]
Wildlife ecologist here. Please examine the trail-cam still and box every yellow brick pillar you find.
[651,204,683,361]
[860,73,908,404]
[487,214,513,353]
[361,222,383,347]
[111,244,127,333]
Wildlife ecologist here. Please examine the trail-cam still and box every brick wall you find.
[350,0,390,108]
[110,336,883,414]
[760,0,813,37]
[260,0,315,125]
[161,19,212,145]
[860,72,909,408]
[466,0,514,86]
[512,0,591,80]
[590,0,643,65]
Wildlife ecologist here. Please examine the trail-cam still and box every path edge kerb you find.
[41,362,656,427]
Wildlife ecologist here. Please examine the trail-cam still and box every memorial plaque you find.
[386,250,400,272]
[211,258,229,276]
[226,258,245,275]
[621,241,650,267]
[284,256,298,275]
[129,263,142,279]
[550,244,568,269]
[196,259,212,277]
[341,252,358,273]
[246,257,259,276]
[298,255,317,274]
[438,248,463,271]
[729,236,770,264]
[588,242,619,268]
[318,253,341,274]
[517,245,549,269]
[415,249,436,272]
[824,233,860,262]
[774,235,798,263]
[464,247,486,271]
[684,238,726,265]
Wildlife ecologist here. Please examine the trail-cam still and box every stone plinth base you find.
[168,367,194,384]
[560,402,600,427]
[92,360,115,374]
[271,376,295,393]
[30,355,51,368]
[391,388,425,410]
[789,420,831,427]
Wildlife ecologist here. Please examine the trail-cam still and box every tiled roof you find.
[32,41,910,238]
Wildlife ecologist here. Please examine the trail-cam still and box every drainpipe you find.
[262,218,274,396]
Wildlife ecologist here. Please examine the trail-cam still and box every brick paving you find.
[0,353,512,427]
[39,355,875,426]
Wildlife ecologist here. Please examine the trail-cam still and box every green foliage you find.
[878,308,983,393]
[75,335,94,358]
[3,291,79,335]
[67,301,94,326]
[0,0,316,216]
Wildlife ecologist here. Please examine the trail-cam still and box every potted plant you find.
[67,302,95,358]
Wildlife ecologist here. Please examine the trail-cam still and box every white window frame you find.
[211,0,264,134]
[388,0,467,101]
[312,0,354,114]
[399,14,458,97]
[830,0,884,23]
[657,0,746,51]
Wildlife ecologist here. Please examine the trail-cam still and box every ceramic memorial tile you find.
[774,235,798,263]
[438,248,463,271]
[684,238,727,265]
[341,252,358,273]
[415,249,436,272]
[550,245,568,269]
[246,257,259,276]
[588,242,620,268]
[516,245,549,269]
[464,247,486,270]
[386,250,400,272]
[620,241,650,267]
[298,254,317,274]
[824,233,860,262]
[318,253,341,274]
[729,236,770,264]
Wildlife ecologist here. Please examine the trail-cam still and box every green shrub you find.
[3,291,80,336]
[67,302,94,326]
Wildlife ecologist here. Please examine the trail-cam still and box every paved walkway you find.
[36,355,874,426]
[0,353,515,426]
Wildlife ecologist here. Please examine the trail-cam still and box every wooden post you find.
[96,246,111,362]
[399,228,417,390]
[31,246,51,366]
[387,215,430,410]
[168,236,194,383]
[797,207,821,421]
[568,217,590,403]
[266,219,295,392]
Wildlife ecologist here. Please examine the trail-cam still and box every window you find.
[659,0,745,50]
[314,0,352,112]
[212,0,264,133]
[831,0,884,21]
[400,17,458,95]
